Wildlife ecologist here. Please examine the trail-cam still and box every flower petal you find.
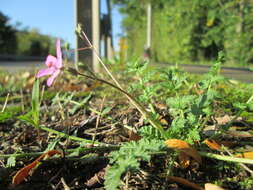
[56,39,62,68]
[46,69,60,87]
[36,67,55,78]
[45,55,57,67]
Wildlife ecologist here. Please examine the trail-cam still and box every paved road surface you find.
[0,61,43,73]
[177,64,253,83]
[0,61,252,83]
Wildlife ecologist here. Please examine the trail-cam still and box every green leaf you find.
[139,125,163,140]
[45,139,59,152]
[0,112,13,122]
[101,107,112,115]
[31,79,40,128]
[18,111,35,126]
[104,138,164,190]
[6,156,16,168]
[17,79,41,128]
[233,102,247,110]
[167,95,196,110]
[69,93,92,115]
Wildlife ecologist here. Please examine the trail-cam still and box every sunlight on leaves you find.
[165,139,202,164]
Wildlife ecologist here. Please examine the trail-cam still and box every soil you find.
[0,70,253,190]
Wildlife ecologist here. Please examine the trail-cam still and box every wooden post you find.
[146,3,151,49]
[75,0,100,72]
[144,2,151,59]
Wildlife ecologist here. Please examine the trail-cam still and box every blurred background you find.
[1,0,253,70]
[0,0,122,62]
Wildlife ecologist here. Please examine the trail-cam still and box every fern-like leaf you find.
[104,138,164,190]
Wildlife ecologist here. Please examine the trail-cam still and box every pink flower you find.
[36,39,63,86]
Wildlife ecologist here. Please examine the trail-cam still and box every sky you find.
[0,0,123,50]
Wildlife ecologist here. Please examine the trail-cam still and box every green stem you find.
[2,144,253,166]
[0,152,42,159]
[246,94,253,104]
[0,145,120,159]
[40,126,101,145]
[199,151,253,165]
[72,69,167,139]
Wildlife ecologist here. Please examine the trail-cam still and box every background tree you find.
[16,28,56,57]
[113,0,253,66]
[0,11,58,58]
[0,11,17,54]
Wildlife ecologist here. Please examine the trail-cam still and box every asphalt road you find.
[0,61,43,73]
[173,64,253,83]
[0,61,252,83]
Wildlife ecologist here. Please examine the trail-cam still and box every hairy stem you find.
[72,69,167,138]
[79,31,167,139]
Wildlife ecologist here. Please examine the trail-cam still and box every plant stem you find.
[80,31,168,139]
[199,151,253,165]
[1,93,9,112]
[40,125,101,145]
[2,142,253,166]
[223,146,253,175]
[246,94,253,104]
[81,31,121,88]
[0,145,120,159]
[74,70,167,138]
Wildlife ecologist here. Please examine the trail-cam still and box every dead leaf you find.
[159,116,169,125]
[226,130,253,138]
[61,177,71,190]
[155,103,167,110]
[85,167,106,187]
[235,152,253,159]
[21,72,31,79]
[128,130,141,141]
[202,125,217,136]
[167,176,204,190]
[243,145,253,152]
[178,152,190,169]
[215,115,232,125]
[84,81,101,92]
[25,76,35,89]
[205,183,226,190]
[12,150,62,185]
[203,139,222,151]
[63,83,85,91]
[165,139,202,164]
[218,141,236,148]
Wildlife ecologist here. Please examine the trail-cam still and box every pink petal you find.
[55,59,62,69]
[46,69,60,87]
[45,55,57,67]
[36,67,55,78]
[56,39,62,68]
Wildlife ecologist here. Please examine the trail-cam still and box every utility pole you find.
[75,0,100,72]
[105,0,113,59]
[147,3,151,49]
[144,2,151,59]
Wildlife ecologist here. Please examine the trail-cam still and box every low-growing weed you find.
[2,30,253,190]
[104,138,165,190]
[18,79,40,130]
